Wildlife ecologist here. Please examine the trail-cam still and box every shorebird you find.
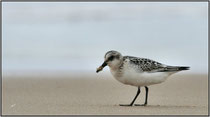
[96,50,190,106]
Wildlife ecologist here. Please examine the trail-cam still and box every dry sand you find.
[2,74,208,115]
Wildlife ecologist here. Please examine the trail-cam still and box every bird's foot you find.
[134,104,147,106]
[119,104,133,106]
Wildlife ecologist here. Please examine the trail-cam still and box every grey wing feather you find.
[124,56,166,72]
[124,56,190,72]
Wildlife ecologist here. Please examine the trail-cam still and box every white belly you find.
[110,68,172,87]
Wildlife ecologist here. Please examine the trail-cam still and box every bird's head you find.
[96,50,123,73]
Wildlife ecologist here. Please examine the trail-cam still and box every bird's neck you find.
[109,61,124,78]
[109,60,124,71]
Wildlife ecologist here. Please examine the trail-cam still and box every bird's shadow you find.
[113,104,197,108]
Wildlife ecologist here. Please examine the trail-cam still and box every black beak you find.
[96,61,107,73]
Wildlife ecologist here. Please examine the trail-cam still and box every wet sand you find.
[2,74,208,115]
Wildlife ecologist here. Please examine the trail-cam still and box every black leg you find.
[134,86,149,106]
[120,87,140,106]
[144,86,148,105]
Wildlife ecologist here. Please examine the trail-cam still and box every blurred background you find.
[2,2,208,77]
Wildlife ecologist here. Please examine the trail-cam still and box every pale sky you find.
[2,2,208,75]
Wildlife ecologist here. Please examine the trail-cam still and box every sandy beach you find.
[2,74,208,115]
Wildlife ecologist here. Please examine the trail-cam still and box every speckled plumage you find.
[123,56,165,72]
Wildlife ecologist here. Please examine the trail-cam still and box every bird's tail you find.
[159,66,190,72]
[177,66,190,71]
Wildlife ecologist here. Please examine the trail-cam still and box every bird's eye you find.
[108,56,114,61]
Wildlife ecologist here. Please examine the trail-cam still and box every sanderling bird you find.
[96,50,190,106]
